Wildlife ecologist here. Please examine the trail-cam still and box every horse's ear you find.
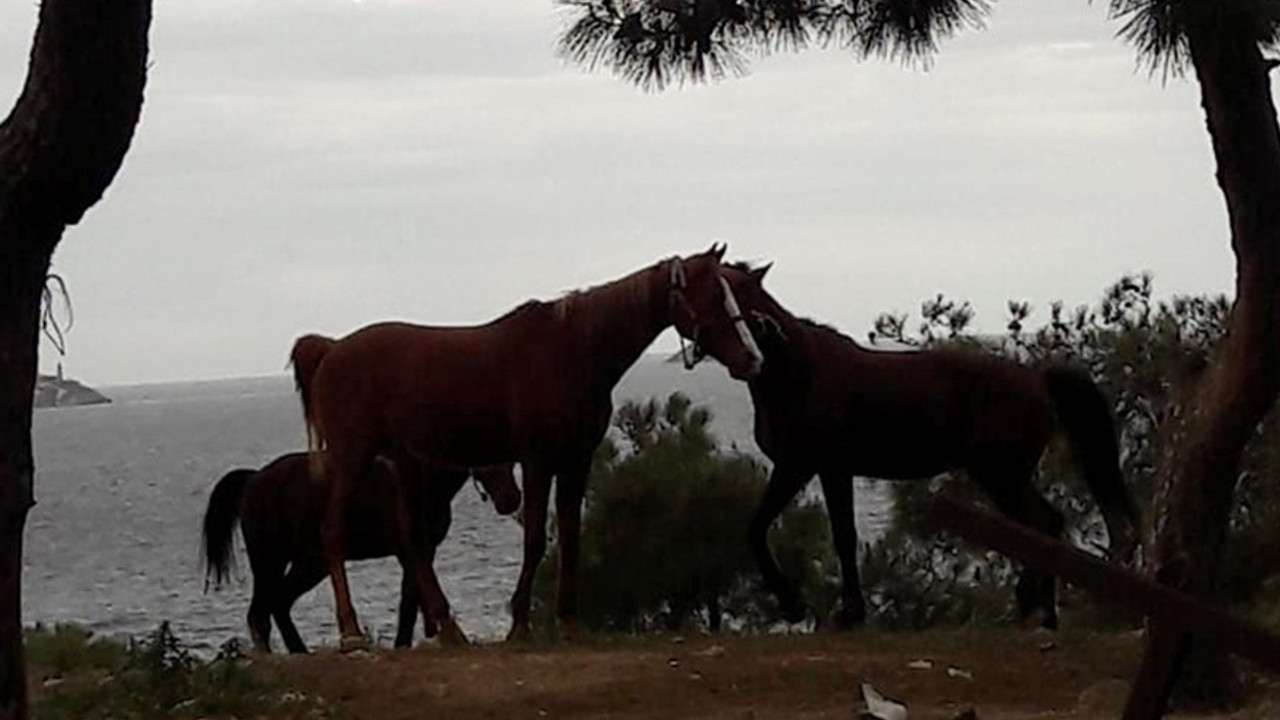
[751,263,772,282]
[709,242,726,260]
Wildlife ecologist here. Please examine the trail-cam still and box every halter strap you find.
[721,275,763,366]
[669,257,687,290]
[666,256,764,372]
[667,258,700,369]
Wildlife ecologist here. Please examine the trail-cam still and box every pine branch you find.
[557,0,990,90]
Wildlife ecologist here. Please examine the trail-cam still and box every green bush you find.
[533,393,838,635]
[856,473,1016,631]
[29,622,266,720]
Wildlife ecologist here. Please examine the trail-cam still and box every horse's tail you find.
[202,468,255,589]
[290,334,335,478]
[1043,366,1142,560]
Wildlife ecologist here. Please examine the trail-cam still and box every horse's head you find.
[473,463,521,516]
[719,261,787,353]
[668,244,763,380]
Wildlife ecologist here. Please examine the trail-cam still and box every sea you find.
[24,356,890,653]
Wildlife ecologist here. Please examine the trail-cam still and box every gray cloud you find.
[0,0,1251,383]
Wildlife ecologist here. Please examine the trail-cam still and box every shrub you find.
[533,393,838,635]
[29,622,266,720]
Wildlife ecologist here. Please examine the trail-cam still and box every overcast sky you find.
[0,0,1260,385]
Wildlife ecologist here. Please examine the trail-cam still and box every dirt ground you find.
[255,629,1280,720]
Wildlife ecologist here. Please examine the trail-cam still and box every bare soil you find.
[254,629,1280,720]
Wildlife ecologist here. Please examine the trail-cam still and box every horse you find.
[291,244,764,647]
[719,262,1140,630]
[201,451,520,653]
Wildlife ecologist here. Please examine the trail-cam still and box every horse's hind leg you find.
[819,470,866,629]
[391,489,450,648]
[275,560,327,654]
[321,449,372,649]
[508,459,554,642]
[404,472,457,644]
[972,460,1065,630]
[244,546,281,653]
[395,572,421,648]
[390,465,466,646]
[553,454,593,640]
[247,582,275,653]
[750,461,815,624]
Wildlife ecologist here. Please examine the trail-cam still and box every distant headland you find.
[34,367,110,408]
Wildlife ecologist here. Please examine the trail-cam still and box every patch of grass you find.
[25,623,127,675]
[29,622,272,719]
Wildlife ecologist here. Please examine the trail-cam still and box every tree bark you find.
[0,2,151,718]
[1147,14,1280,709]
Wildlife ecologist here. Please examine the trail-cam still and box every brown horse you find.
[720,262,1140,630]
[202,452,520,652]
[292,245,763,646]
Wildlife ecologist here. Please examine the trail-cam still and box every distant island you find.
[34,368,110,408]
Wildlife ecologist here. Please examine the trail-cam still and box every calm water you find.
[24,358,889,652]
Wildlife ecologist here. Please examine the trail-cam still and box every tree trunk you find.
[0,250,47,720]
[0,2,151,718]
[1147,15,1280,709]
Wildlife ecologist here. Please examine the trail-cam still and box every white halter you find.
[668,257,763,372]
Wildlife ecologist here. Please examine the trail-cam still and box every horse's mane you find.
[796,316,845,338]
[489,298,544,324]
[727,261,859,348]
[796,315,878,354]
[549,263,656,339]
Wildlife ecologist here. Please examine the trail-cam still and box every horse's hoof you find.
[827,605,867,631]
[780,604,808,625]
[505,624,532,644]
[339,634,370,653]
[438,620,471,647]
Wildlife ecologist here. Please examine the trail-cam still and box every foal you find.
[202,452,519,652]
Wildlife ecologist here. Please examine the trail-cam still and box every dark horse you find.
[291,245,763,647]
[202,452,519,652]
[720,263,1140,630]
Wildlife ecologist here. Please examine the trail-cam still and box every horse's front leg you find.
[818,470,866,629]
[749,461,815,624]
[553,454,592,641]
[507,460,553,642]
